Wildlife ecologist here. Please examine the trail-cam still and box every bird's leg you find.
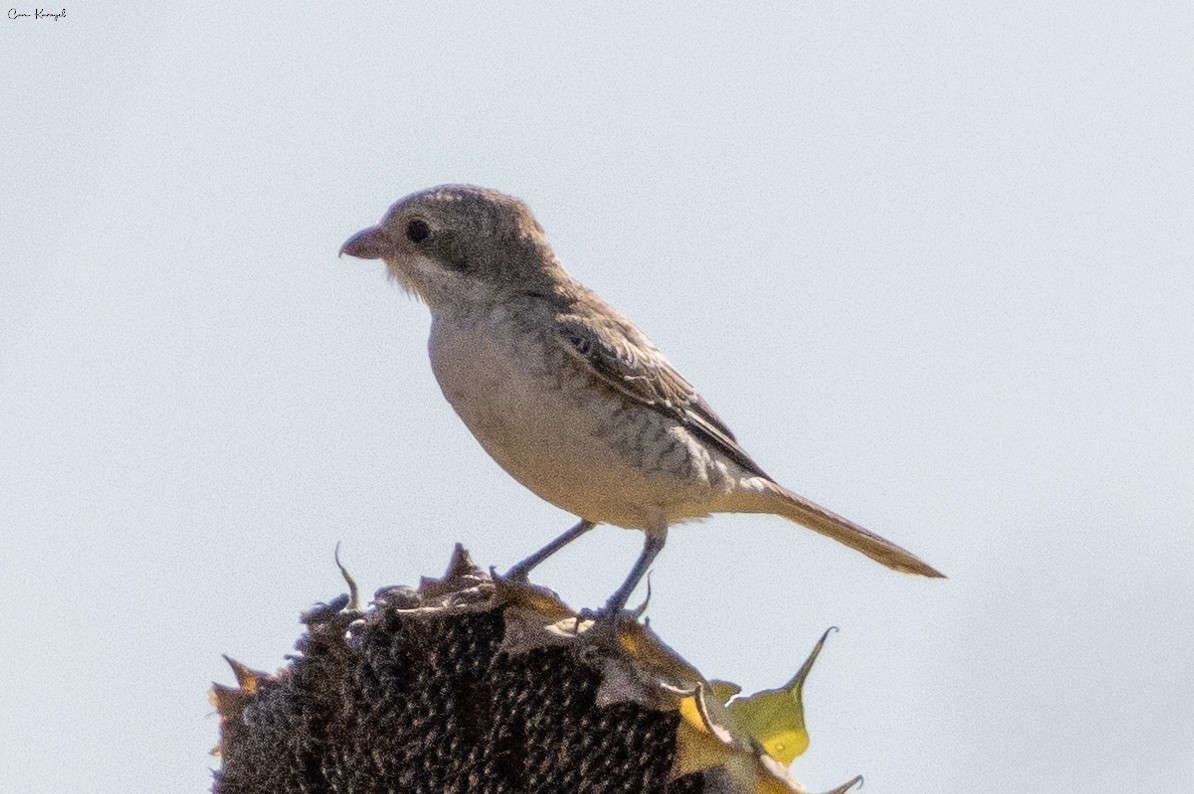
[505,518,596,582]
[603,525,667,617]
[584,526,668,645]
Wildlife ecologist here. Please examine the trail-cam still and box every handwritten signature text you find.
[9,8,66,20]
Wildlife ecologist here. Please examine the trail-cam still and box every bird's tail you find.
[738,481,946,578]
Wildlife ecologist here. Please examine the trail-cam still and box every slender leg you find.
[505,518,597,582]
[603,526,667,616]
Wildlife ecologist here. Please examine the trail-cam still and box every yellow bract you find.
[716,627,835,766]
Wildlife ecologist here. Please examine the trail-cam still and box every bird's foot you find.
[502,561,532,583]
[580,607,630,648]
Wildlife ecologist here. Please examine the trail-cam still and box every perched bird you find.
[341,185,943,618]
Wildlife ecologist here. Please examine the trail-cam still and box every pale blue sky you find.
[2,3,1192,792]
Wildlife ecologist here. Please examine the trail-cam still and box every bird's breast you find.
[425,309,733,529]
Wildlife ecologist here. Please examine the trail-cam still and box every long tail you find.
[746,481,946,578]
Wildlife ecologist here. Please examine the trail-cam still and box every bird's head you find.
[340,185,566,307]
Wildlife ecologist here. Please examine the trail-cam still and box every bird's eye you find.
[405,218,430,243]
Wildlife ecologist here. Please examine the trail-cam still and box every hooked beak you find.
[339,226,388,260]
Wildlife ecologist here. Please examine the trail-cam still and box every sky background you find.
[3,3,1192,792]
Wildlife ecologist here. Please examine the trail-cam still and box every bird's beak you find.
[339,226,388,260]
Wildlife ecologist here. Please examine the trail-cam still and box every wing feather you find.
[555,310,771,480]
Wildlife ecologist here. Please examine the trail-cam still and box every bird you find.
[340,184,944,619]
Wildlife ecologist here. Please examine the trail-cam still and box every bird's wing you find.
[555,311,771,480]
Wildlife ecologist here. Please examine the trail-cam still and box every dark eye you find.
[405,218,430,243]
